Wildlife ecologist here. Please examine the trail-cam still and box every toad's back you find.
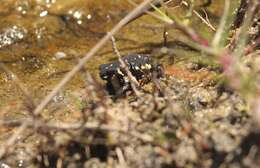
[99,54,152,80]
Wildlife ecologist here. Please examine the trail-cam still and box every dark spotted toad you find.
[99,54,163,95]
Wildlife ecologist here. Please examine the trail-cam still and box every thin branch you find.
[181,0,216,31]
[116,147,127,168]
[0,119,154,143]
[127,0,174,24]
[126,0,175,25]
[193,9,216,31]
[202,9,215,31]
[111,36,142,97]
[0,124,28,158]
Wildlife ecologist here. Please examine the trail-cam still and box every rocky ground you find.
[1,63,259,167]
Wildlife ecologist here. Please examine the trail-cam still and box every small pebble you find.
[54,51,67,60]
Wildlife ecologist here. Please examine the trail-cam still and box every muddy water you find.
[0,1,231,110]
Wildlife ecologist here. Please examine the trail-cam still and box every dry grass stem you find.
[181,1,216,31]
[116,147,127,168]
[212,0,230,48]
[0,118,154,143]
[111,36,142,97]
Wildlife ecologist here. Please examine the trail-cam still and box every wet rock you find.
[54,51,67,60]
[0,26,27,48]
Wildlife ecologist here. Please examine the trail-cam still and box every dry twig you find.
[111,36,142,97]
[0,118,154,143]
[116,147,128,168]
[181,1,216,31]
